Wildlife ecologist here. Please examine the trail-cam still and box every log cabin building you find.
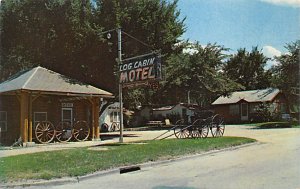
[0,66,113,145]
[212,88,288,123]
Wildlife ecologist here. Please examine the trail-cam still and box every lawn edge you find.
[0,141,259,188]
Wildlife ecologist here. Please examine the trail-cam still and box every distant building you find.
[99,102,121,131]
[139,103,198,124]
[212,88,288,123]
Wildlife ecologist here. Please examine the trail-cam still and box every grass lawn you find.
[0,137,255,183]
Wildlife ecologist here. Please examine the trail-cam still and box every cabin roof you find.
[212,88,280,105]
[0,66,113,97]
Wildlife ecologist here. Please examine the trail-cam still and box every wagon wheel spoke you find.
[216,124,225,137]
[73,121,90,141]
[211,115,225,137]
[35,121,55,143]
[191,119,206,139]
[191,128,200,138]
[200,126,209,138]
[73,130,80,135]
[174,119,185,139]
[110,122,120,132]
[55,122,72,142]
[184,129,190,138]
[116,123,120,131]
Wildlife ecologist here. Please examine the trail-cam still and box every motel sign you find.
[119,53,162,88]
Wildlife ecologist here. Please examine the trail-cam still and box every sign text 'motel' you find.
[119,53,161,87]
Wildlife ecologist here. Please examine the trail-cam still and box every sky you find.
[177,0,300,68]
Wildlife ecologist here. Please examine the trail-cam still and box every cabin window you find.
[62,108,73,125]
[229,104,239,115]
[34,112,47,128]
[0,111,7,132]
[110,111,120,122]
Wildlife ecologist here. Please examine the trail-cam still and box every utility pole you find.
[117,28,124,143]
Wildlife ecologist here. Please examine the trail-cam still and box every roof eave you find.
[0,89,114,98]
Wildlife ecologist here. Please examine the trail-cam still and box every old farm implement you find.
[34,120,90,144]
[153,114,225,140]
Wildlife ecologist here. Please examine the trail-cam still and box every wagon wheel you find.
[174,119,189,139]
[101,123,109,132]
[35,121,55,144]
[192,119,209,138]
[73,121,90,141]
[110,122,120,132]
[211,115,225,137]
[191,127,201,138]
[55,121,72,142]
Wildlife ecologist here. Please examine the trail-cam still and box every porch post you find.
[90,99,95,140]
[93,97,100,140]
[28,94,33,142]
[20,91,29,144]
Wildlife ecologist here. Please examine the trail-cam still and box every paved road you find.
[14,126,300,189]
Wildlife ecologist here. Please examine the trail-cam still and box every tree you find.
[0,0,109,88]
[93,0,186,108]
[224,47,270,90]
[94,0,185,58]
[157,42,242,106]
[0,0,186,100]
[271,40,300,113]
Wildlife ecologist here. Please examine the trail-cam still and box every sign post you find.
[100,28,161,143]
[115,28,161,143]
[118,28,124,143]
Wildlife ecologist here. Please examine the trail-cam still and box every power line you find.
[121,30,155,51]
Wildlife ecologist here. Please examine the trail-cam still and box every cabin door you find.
[241,103,248,121]
[62,108,73,125]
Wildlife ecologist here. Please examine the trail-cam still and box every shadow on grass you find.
[250,122,292,129]
[93,143,130,147]
[125,126,175,131]
[100,133,139,141]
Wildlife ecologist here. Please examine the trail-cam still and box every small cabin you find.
[0,66,113,145]
[212,88,288,123]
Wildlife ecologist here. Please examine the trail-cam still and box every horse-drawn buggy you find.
[154,112,225,140]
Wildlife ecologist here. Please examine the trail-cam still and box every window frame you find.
[110,111,120,123]
[34,112,48,128]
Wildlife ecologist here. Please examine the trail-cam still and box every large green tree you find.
[94,0,185,58]
[93,0,186,108]
[0,0,185,95]
[157,42,242,106]
[271,40,300,112]
[224,47,271,90]
[0,0,109,87]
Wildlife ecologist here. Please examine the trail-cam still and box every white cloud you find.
[262,45,282,69]
[262,45,282,57]
[260,0,300,8]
